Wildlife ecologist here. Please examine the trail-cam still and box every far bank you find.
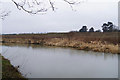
[2,32,120,54]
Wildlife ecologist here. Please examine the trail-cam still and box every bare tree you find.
[0,11,11,20]
[11,0,86,14]
[0,2,11,20]
[0,0,86,19]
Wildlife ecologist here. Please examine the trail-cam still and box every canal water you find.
[1,44,118,78]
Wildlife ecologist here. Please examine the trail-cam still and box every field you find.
[2,32,120,44]
[2,32,120,53]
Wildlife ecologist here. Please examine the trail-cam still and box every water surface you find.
[1,44,118,78]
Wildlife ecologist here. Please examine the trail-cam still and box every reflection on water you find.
[1,43,118,78]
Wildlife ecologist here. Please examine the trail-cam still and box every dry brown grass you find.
[2,32,120,53]
[3,32,120,44]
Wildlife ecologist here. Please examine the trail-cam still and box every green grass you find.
[2,56,27,79]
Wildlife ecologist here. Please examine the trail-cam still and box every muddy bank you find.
[2,32,120,54]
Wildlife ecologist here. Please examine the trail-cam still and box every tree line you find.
[79,22,120,32]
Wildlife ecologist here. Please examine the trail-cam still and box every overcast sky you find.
[2,0,119,34]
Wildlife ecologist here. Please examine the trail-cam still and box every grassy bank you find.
[1,55,26,79]
[2,32,120,53]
